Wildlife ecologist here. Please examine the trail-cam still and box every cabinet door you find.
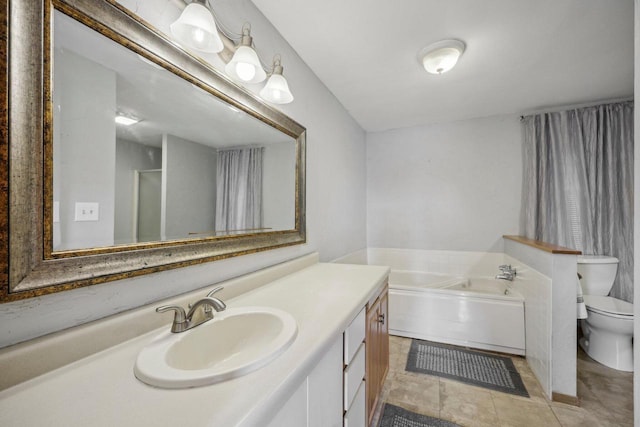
[309,335,343,427]
[267,379,308,427]
[365,300,379,423]
[345,381,366,427]
[379,290,389,386]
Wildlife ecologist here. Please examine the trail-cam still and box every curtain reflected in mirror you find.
[215,147,264,235]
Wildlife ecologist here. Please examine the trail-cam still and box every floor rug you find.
[406,339,529,397]
[378,403,461,427]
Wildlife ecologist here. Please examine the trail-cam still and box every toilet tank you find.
[577,255,619,296]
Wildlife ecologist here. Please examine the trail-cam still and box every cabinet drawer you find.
[344,342,365,410]
[344,307,366,365]
[344,380,366,427]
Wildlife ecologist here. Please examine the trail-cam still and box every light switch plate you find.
[74,202,99,221]
[53,201,60,223]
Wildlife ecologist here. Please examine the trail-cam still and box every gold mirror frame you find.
[0,0,306,302]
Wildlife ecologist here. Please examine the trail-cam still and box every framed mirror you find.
[0,0,306,302]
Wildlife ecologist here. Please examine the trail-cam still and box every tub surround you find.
[0,259,389,426]
[504,237,579,404]
[335,247,507,277]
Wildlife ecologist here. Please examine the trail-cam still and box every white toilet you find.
[578,255,634,372]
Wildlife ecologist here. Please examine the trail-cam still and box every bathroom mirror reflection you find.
[52,10,296,251]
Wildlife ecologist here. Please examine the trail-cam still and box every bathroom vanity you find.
[0,258,390,426]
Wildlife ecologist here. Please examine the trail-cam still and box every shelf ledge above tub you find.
[503,236,582,255]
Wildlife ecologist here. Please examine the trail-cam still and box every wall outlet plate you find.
[74,202,99,221]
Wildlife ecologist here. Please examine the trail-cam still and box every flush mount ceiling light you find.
[224,25,266,84]
[115,114,140,126]
[418,39,465,75]
[260,56,293,104]
[170,0,223,53]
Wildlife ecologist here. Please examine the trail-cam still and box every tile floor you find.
[373,336,633,427]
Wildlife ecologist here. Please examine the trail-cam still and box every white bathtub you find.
[389,271,525,355]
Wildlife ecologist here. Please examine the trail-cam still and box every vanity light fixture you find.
[224,25,266,84]
[418,39,465,75]
[115,114,140,126]
[170,0,224,53]
[169,1,295,103]
[259,56,294,104]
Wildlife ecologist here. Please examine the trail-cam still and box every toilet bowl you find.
[579,295,634,372]
[577,255,634,372]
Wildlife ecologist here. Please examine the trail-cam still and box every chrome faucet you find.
[156,286,226,333]
[496,265,517,281]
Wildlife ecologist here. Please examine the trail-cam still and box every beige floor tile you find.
[579,373,633,420]
[439,379,499,427]
[551,403,618,427]
[385,371,440,417]
[492,393,561,427]
[514,369,548,404]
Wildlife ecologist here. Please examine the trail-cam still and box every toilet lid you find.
[577,255,619,264]
[584,295,633,316]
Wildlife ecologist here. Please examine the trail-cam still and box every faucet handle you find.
[207,286,224,297]
[156,305,186,321]
[499,264,511,271]
[207,286,224,298]
[156,305,188,332]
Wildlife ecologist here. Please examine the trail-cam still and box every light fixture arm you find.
[172,0,293,102]
[269,54,283,75]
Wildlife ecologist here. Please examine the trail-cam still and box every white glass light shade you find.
[225,45,266,84]
[418,40,465,74]
[260,73,293,104]
[170,2,223,53]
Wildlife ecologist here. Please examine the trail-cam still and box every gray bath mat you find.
[378,403,461,427]
[406,339,529,397]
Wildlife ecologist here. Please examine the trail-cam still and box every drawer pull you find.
[378,313,385,324]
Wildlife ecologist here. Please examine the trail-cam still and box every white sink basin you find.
[134,306,297,388]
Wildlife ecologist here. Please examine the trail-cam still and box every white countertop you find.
[0,262,389,427]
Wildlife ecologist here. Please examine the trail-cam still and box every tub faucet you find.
[496,265,516,281]
[496,271,515,281]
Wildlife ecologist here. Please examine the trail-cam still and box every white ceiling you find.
[252,0,634,132]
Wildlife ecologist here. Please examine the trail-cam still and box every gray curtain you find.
[215,147,263,233]
[521,101,634,302]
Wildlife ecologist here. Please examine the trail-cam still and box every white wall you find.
[0,0,367,348]
[366,114,522,252]
[162,134,217,240]
[114,139,162,244]
[263,142,296,230]
[52,48,116,250]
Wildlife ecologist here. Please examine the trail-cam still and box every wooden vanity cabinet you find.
[365,283,389,425]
